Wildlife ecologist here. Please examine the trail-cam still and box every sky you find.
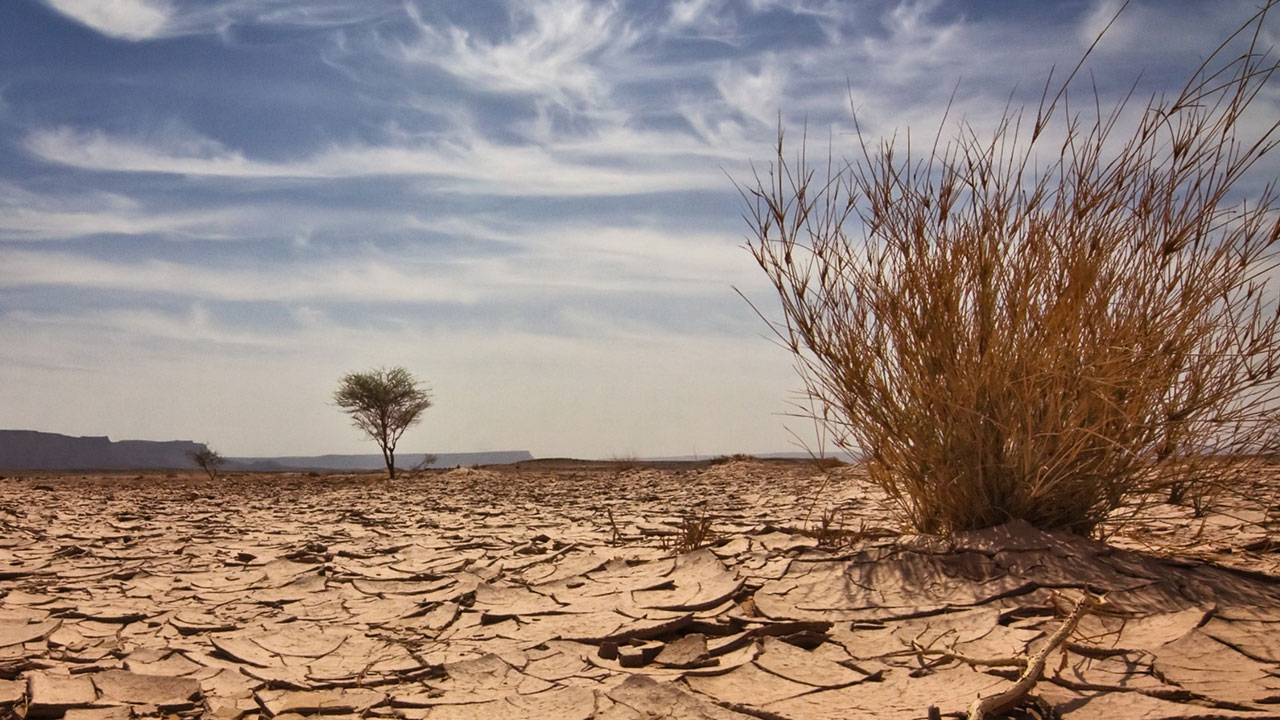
[0,0,1276,459]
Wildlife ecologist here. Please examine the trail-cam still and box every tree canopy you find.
[333,366,433,479]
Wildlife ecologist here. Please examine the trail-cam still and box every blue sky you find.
[0,0,1275,458]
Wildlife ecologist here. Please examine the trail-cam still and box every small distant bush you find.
[740,5,1280,535]
[188,446,224,480]
[709,453,758,465]
[612,454,643,470]
[398,453,440,479]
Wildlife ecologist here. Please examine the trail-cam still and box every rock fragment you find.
[754,636,867,688]
[91,669,201,709]
[255,687,386,715]
[654,633,713,668]
[0,619,61,648]
[26,672,97,717]
[210,635,281,668]
[602,675,755,719]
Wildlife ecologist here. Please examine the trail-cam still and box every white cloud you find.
[40,0,171,40]
[26,126,255,176]
[715,56,789,127]
[0,206,760,305]
[857,2,966,87]
[398,0,637,109]
[0,184,449,243]
[0,249,483,305]
[668,0,722,30]
[39,0,403,41]
[9,305,276,351]
[427,216,759,294]
[750,0,855,42]
[23,125,729,196]
[664,0,744,43]
[0,185,242,240]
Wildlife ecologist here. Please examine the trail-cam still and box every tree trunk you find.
[381,445,395,479]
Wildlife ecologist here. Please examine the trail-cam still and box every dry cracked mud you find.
[0,458,1278,719]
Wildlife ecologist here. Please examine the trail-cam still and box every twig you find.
[966,594,1098,720]
[910,642,1027,670]
[716,702,795,720]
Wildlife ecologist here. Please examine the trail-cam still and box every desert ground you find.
[0,458,1277,719]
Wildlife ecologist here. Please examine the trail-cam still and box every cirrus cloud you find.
[23,125,735,197]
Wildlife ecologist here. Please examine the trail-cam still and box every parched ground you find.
[0,459,1278,719]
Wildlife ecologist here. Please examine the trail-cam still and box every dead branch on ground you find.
[966,594,1099,720]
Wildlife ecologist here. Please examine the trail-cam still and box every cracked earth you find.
[0,458,1278,719]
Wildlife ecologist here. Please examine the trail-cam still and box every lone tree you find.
[333,366,433,479]
[187,446,224,480]
[740,4,1280,535]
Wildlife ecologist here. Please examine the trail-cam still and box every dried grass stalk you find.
[740,3,1280,534]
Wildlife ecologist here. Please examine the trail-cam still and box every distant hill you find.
[225,451,533,471]
[0,430,531,472]
[0,430,831,472]
[0,430,206,470]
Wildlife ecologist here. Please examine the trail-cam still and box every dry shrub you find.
[612,454,643,470]
[663,513,717,553]
[186,446,224,481]
[741,4,1280,535]
[708,453,759,465]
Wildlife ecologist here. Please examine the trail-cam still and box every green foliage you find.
[334,366,433,479]
[740,5,1280,535]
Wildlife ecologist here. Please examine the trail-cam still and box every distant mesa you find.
[0,430,533,472]
[0,430,206,470]
[0,430,831,472]
[225,451,534,472]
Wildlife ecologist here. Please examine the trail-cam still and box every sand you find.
[0,458,1277,719]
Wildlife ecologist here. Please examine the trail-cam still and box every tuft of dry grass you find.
[810,507,847,549]
[740,4,1280,535]
[661,513,718,553]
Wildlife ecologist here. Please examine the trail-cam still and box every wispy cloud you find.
[0,184,243,240]
[39,0,171,40]
[425,216,758,293]
[715,55,789,127]
[37,0,402,41]
[0,209,754,305]
[398,0,638,110]
[8,305,279,353]
[0,249,483,304]
[668,0,723,31]
[23,125,731,196]
[0,184,459,243]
